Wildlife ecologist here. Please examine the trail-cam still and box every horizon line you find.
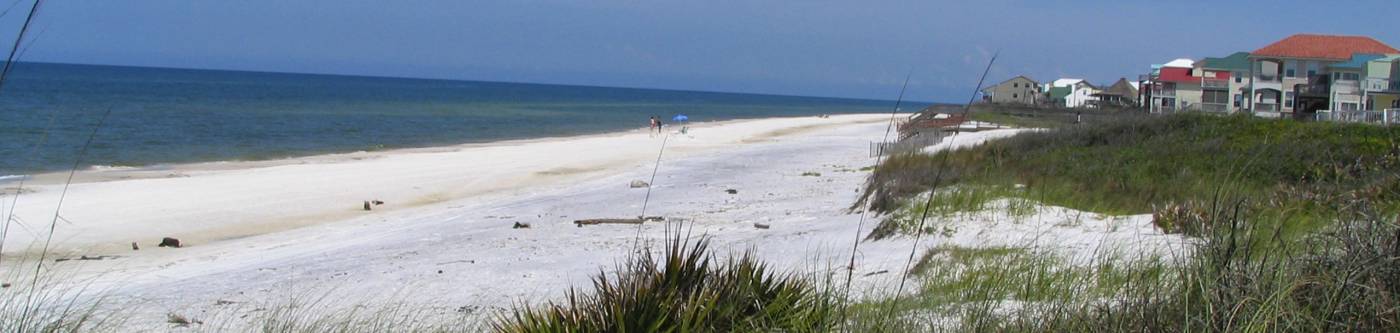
[8,60,950,106]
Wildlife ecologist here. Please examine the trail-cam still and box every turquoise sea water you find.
[0,63,911,176]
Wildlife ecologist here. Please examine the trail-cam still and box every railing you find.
[1151,89,1176,97]
[1315,110,1400,125]
[1295,84,1329,96]
[1332,83,1360,95]
[1202,79,1229,89]
[1200,103,1229,113]
[1364,78,1400,92]
[1254,103,1278,112]
[872,130,945,157]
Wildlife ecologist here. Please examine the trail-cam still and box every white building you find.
[1047,78,1099,108]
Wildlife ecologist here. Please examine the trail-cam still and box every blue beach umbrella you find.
[673,114,689,122]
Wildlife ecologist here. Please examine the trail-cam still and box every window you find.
[1235,72,1243,83]
[1203,90,1229,104]
[1013,83,1018,88]
[1259,61,1280,80]
[1393,99,1400,109]
[1285,60,1297,78]
[1306,62,1319,78]
[1285,92,1295,108]
[1342,73,1359,81]
[1012,93,1018,99]
[1234,94,1243,107]
[1341,103,1359,111]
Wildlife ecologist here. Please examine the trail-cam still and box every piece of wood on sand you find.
[574,216,665,227]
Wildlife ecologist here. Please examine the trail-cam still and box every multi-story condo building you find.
[1199,52,1251,112]
[980,76,1041,105]
[1247,34,1399,117]
[1326,54,1381,112]
[1146,58,1221,113]
[1359,54,1400,111]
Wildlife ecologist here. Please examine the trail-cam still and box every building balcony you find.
[1295,84,1329,97]
[1203,79,1229,89]
[1333,82,1360,95]
[1253,81,1282,91]
[1364,78,1400,93]
[1200,103,1229,113]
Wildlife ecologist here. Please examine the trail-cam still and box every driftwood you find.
[574,216,665,227]
[863,270,890,277]
[159,237,182,248]
[55,255,120,262]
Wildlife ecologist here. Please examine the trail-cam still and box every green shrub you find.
[494,236,837,332]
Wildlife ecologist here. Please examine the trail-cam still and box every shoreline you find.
[3,114,871,187]
[0,113,891,255]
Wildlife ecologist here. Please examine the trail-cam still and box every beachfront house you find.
[1091,78,1140,108]
[1247,34,1400,117]
[980,76,1041,105]
[1047,78,1098,108]
[1357,54,1400,112]
[1200,52,1252,112]
[1144,59,1198,113]
[1326,54,1383,112]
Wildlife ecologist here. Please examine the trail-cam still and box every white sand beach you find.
[1,114,1186,329]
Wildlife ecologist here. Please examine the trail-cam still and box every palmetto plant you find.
[495,234,837,333]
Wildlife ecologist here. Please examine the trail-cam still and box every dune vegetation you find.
[862,113,1400,236]
[843,112,1400,331]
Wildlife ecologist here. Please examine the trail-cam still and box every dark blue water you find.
[0,62,909,176]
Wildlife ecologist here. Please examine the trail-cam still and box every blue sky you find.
[3,0,1397,102]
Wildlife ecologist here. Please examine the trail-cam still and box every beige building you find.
[1199,52,1251,112]
[1248,34,1399,116]
[979,76,1040,105]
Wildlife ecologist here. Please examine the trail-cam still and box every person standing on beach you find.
[649,116,658,137]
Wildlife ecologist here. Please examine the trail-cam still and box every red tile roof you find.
[1252,34,1398,60]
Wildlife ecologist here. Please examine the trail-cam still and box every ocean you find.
[0,62,911,177]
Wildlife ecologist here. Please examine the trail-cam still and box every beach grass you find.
[840,112,1400,331]
[860,112,1400,239]
[0,257,121,333]
[844,200,1398,332]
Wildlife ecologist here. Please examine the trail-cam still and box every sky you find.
[2,0,1397,102]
